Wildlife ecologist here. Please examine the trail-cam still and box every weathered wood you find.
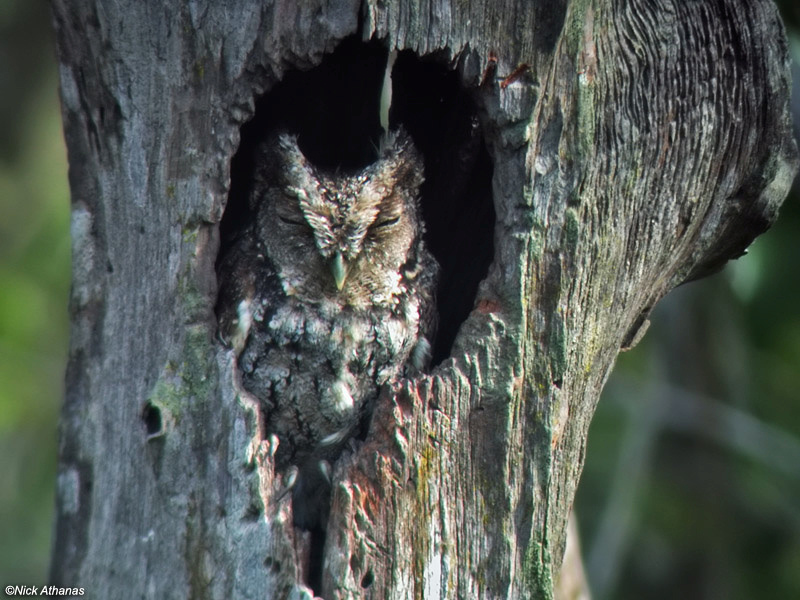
[51,1,796,599]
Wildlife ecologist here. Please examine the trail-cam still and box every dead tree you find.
[50,1,797,598]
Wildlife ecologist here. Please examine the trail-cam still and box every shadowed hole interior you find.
[141,402,162,437]
[360,569,375,589]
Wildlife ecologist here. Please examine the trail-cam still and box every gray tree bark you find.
[50,1,797,599]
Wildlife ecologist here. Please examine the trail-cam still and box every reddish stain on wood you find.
[476,298,502,314]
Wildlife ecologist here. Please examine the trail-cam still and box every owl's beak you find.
[331,252,348,290]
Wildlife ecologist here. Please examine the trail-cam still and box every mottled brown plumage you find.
[217,129,438,529]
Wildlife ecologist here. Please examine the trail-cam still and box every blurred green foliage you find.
[1,0,798,597]
[0,0,70,584]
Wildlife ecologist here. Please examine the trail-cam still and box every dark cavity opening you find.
[221,35,495,364]
[360,568,375,589]
[390,51,495,363]
[141,402,162,437]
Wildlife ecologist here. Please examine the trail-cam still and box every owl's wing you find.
[216,228,260,353]
[403,242,440,372]
[417,247,440,346]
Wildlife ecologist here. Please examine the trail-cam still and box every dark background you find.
[0,2,797,597]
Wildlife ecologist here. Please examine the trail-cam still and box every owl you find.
[217,129,439,530]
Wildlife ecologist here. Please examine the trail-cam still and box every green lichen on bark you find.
[147,325,216,425]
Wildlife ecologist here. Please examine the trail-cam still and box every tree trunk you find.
[50,1,797,599]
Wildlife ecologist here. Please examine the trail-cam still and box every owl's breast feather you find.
[238,287,425,451]
[264,297,418,362]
